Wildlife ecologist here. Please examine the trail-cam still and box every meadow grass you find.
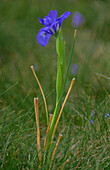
[0,0,110,169]
[1,80,110,169]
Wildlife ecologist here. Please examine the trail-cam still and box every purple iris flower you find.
[91,110,95,117]
[89,119,93,125]
[105,113,110,118]
[71,64,78,75]
[72,12,85,28]
[37,10,71,47]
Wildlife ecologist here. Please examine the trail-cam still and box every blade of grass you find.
[23,88,32,102]
[49,134,62,170]
[31,66,49,126]
[60,29,77,101]
[61,159,70,170]
[44,114,53,151]
[34,98,41,166]
[47,78,75,164]
[52,78,75,140]
[44,114,53,161]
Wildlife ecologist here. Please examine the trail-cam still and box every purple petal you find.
[57,11,71,28]
[38,17,45,25]
[37,28,51,47]
[48,10,57,22]
[105,113,110,118]
[92,113,94,117]
[91,109,95,113]
[38,16,51,26]
[72,12,85,28]
[38,10,57,27]
[90,119,93,124]
[71,64,78,75]
[91,110,95,117]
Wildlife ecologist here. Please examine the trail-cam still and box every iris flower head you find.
[105,113,110,118]
[72,12,85,28]
[91,109,95,117]
[71,64,78,75]
[90,119,93,125]
[37,10,71,47]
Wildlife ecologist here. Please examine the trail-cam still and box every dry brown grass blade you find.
[34,98,41,165]
[31,65,49,125]
[23,88,32,102]
[61,159,70,170]
[52,78,75,140]
[49,134,62,170]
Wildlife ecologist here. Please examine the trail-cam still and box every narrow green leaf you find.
[56,30,65,78]
[60,30,77,100]
[56,58,62,101]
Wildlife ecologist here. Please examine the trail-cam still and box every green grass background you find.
[0,0,110,169]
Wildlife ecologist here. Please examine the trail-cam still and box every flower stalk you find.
[46,30,77,156]
[52,78,75,140]
[32,10,77,168]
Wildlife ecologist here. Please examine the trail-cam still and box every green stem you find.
[45,30,77,164]
[44,102,60,165]
[60,30,77,99]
